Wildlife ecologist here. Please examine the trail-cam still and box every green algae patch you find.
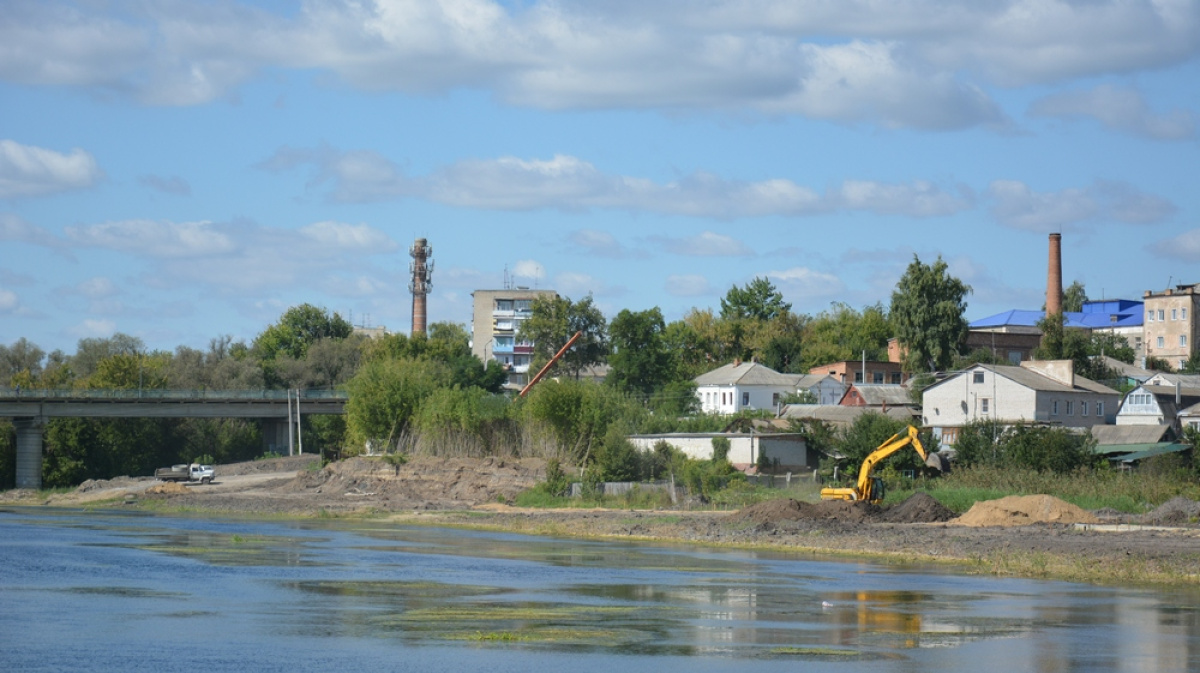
[285,580,508,601]
[60,586,187,599]
[770,646,863,658]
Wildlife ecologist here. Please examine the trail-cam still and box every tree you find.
[0,338,45,386]
[343,358,452,453]
[720,277,790,322]
[253,304,352,362]
[890,255,971,373]
[519,294,608,380]
[1180,350,1200,375]
[836,412,916,474]
[799,302,890,370]
[607,307,674,397]
[1063,281,1088,313]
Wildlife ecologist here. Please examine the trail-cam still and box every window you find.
[1052,400,1059,415]
[741,392,750,406]
[1159,309,1165,320]
[1157,336,1165,348]
[495,299,513,311]
[891,373,902,384]
[1182,335,1189,347]
[1148,310,1154,322]
[1081,401,1089,417]
[1097,402,1104,417]
[772,393,781,406]
[973,371,985,384]
[1008,351,1022,365]
[873,372,884,383]
[513,299,532,312]
[854,372,863,383]
[1183,308,1189,320]
[1173,309,1178,320]
[1066,400,1074,416]
[981,398,990,414]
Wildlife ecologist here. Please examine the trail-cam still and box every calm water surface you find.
[2,507,1198,672]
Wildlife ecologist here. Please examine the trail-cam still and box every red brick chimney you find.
[1046,233,1062,317]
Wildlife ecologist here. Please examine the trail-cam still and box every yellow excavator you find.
[820,425,944,504]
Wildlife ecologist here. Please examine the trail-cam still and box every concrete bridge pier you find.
[262,418,293,456]
[14,417,45,490]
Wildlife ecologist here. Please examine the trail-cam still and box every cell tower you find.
[409,237,433,336]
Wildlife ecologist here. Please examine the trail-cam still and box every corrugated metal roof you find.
[1091,424,1171,446]
[970,306,1143,329]
[1108,443,1190,462]
[779,404,917,427]
[849,384,912,406]
[694,361,796,387]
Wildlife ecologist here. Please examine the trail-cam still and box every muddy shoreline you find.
[5,455,1200,586]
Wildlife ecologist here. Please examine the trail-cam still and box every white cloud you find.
[0,288,18,312]
[65,220,237,257]
[567,229,627,258]
[1147,229,1200,263]
[0,139,103,199]
[300,221,398,251]
[0,212,64,247]
[68,318,117,338]
[1029,85,1197,141]
[512,259,545,281]
[987,180,1174,231]
[268,146,972,219]
[651,232,754,257]
[77,277,118,299]
[14,0,1194,128]
[139,174,192,195]
[665,274,713,297]
[553,271,605,296]
[766,267,844,300]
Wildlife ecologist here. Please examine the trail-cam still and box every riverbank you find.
[5,455,1200,587]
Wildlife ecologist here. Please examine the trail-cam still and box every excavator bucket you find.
[925,452,950,473]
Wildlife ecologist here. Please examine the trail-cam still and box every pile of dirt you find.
[146,482,189,495]
[1139,497,1200,525]
[215,455,319,477]
[953,495,1099,527]
[877,492,955,523]
[76,476,146,493]
[728,498,821,526]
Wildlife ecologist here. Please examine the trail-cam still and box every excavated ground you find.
[6,456,1200,582]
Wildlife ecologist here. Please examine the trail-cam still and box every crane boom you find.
[820,425,929,504]
[519,331,582,397]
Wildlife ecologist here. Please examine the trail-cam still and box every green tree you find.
[343,358,452,453]
[1063,281,1088,313]
[0,337,45,386]
[253,303,352,362]
[836,413,916,475]
[519,294,608,380]
[720,277,790,322]
[607,307,674,397]
[890,255,971,373]
[799,302,891,370]
[518,379,638,461]
[1179,351,1200,374]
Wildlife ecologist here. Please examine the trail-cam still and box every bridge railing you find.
[0,388,348,401]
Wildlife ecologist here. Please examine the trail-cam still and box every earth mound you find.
[1139,496,1200,525]
[877,492,955,523]
[146,482,189,495]
[952,495,1099,527]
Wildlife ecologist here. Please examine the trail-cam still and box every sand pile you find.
[952,495,1098,527]
[146,482,189,495]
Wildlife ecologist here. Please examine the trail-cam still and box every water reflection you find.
[2,508,1200,672]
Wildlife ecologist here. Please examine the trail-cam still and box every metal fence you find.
[0,387,347,401]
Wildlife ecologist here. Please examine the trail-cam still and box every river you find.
[2,507,1198,672]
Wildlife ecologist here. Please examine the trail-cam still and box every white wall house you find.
[790,374,846,405]
[628,433,811,471]
[695,361,796,415]
[921,361,1120,447]
[1115,384,1200,429]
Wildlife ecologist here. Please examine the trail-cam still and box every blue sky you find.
[2,0,1198,354]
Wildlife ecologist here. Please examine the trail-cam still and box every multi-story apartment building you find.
[1143,283,1200,370]
[470,288,557,388]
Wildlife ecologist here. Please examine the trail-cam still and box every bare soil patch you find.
[728,493,953,528]
[1139,496,1200,526]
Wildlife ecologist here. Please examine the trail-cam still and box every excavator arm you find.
[820,425,929,504]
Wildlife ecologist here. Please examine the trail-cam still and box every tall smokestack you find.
[409,237,433,336]
[1046,233,1062,317]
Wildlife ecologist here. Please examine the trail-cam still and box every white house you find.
[627,433,811,471]
[921,360,1120,447]
[1114,383,1200,429]
[788,374,846,405]
[695,361,796,415]
[1180,402,1200,433]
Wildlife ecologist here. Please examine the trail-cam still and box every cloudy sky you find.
[2,0,1198,354]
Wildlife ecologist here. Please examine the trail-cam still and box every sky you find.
[2,0,1198,355]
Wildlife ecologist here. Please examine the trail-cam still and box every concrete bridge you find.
[0,388,347,489]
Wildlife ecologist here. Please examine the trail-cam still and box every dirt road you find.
[5,455,1200,586]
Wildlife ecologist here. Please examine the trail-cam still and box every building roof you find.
[925,363,1120,396]
[970,301,1143,330]
[1146,373,1200,388]
[694,361,796,387]
[778,404,917,428]
[845,384,912,406]
[1099,356,1153,382]
[791,373,841,389]
[1091,424,1172,447]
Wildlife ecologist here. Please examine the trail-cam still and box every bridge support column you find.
[262,419,291,457]
[14,417,45,490]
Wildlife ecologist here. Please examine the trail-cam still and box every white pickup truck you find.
[153,464,215,484]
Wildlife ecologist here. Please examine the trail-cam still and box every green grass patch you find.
[770,646,861,657]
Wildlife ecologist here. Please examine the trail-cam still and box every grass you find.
[884,465,1200,514]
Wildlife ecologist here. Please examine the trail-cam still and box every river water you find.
[2,507,1198,672]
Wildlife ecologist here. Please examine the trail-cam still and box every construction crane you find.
[519,331,582,397]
